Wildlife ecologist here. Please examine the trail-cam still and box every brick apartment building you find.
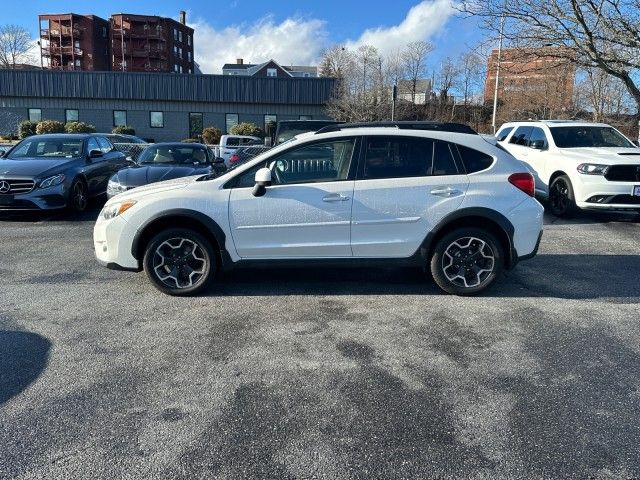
[485,46,576,116]
[39,11,194,74]
[39,14,111,71]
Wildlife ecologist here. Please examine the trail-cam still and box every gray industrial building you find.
[0,70,335,142]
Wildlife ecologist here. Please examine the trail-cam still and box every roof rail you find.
[314,121,477,135]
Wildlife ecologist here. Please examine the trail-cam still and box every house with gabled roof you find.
[222,58,318,78]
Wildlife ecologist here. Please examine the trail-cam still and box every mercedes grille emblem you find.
[0,180,10,194]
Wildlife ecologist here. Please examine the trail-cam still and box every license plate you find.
[0,195,14,205]
[634,186,640,197]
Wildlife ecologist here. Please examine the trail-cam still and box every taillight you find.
[229,154,240,163]
[508,172,535,197]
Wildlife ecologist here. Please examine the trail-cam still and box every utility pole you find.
[491,9,506,134]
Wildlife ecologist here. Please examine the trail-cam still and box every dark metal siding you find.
[0,70,335,105]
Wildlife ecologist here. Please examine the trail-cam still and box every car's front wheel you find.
[548,175,577,217]
[430,228,504,296]
[143,228,216,296]
[69,178,88,212]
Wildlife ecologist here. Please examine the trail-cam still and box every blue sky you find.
[9,0,486,73]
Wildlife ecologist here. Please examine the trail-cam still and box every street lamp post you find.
[491,12,505,134]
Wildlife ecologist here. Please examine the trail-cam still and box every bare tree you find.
[458,51,485,107]
[401,40,434,103]
[0,24,32,68]
[460,0,640,114]
[575,68,634,122]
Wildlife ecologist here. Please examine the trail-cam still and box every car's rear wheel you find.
[143,228,216,296]
[69,178,88,212]
[430,228,504,296]
[548,175,577,217]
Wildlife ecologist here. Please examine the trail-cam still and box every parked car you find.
[273,119,341,145]
[226,145,271,168]
[0,133,128,212]
[497,120,640,216]
[107,143,224,199]
[212,135,263,164]
[94,121,543,296]
[104,134,147,144]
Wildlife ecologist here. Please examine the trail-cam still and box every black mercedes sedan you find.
[106,143,225,199]
[0,134,128,212]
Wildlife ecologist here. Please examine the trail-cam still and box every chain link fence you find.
[112,143,149,161]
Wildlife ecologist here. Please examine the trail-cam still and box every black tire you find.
[69,178,88,212]
[143,228,216,296]
[548,175,577,218]
[430,228,504,296]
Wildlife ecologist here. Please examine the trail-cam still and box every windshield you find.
[7,138,83,159]
[549,126,634,148]
[138,146,208,165]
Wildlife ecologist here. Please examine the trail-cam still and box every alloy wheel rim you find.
[153,237,207,289]
[74,183,87,210]
[442,237,495,288]
[550,180,568,212]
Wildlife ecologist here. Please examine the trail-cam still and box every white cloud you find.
[190,16,327,73]
[189,1,457,74]
[344,0,457,56]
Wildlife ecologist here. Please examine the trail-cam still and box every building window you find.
[187,51,191,62]
[28,108,42,122]
[173,28,178,41]
[113,110,127,127]
[267,68,277,77]
[150,111,164,128]
[75,59,81,67]
[264,114,277,135]
[225,113,239,133]
[299,115,312,120]
[174,45,178,55]
[179,31,182,42]
[179,65,183,73]
[189,113,203,138]
[174,64,179,73]
[65,109,79,123]
[102,26,107,37]
[187,35,191,46]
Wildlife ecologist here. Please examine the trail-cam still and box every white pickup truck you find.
[210,135,263,166]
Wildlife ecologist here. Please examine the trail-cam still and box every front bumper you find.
[574,175,640,210]
[94,215,140,271]
[0,183,68,211]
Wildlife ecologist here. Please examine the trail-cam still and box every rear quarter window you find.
[457,145,494,173]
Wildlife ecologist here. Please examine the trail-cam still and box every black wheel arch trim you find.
[416,207,518,269]
[130,209,232,269]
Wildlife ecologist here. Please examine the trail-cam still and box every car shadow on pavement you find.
[0,205,101,223]
[213,253,640,300]
[543,209,640,226]
[0,330,51,405]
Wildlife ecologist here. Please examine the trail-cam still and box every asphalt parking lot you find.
[1,205,639,479]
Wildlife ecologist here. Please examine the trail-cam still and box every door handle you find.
[430,187,462,197]
[322,194,350,202]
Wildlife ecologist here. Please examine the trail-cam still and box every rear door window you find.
[496,126,513,142]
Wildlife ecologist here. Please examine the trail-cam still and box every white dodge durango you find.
[94,122,544,296]
[497,120,640,216]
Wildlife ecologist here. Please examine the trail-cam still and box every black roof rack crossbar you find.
[314,121,477,135]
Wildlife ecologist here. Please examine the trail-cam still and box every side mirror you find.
[529,140,545,150]
[252,167,272,197]
[213,157,225,164]
[88,149,103,159]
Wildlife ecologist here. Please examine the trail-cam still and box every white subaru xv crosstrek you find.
[94,123,544,296]
[496,120,640,217]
